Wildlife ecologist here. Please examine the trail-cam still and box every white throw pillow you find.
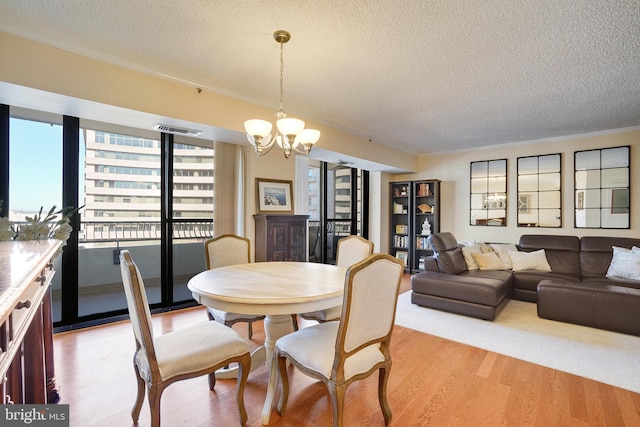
[606,246,640,281]
[508,249,552,272]
[471,252,505,270]
[633,246,640,253]
[461,245,482,270]
[490,243,518,269]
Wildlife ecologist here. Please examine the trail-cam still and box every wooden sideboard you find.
[0,240,61,404]
[254,214,309,262]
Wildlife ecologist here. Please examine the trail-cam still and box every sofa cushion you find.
[508,249,551,272]
[606,246,640,281]
[512,270,579,294]
[537,279,640,337]
[411,270,511,307]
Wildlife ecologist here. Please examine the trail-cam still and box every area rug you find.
[394,291,640,394]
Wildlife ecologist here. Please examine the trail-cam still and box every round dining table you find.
[187,261,347,424]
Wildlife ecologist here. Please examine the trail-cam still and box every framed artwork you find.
[395,251,408,266]
[256,178,293,214]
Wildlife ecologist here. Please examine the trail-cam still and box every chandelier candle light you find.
[244,30,321,158]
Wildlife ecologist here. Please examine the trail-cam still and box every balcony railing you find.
[12,219,215,243]
[80,220,215,243]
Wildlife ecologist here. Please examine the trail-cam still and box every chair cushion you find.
[301,305,342,322]
[151,321,249,381]
[276,322,384,380]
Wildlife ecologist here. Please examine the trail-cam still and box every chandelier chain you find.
[279,41,284,114]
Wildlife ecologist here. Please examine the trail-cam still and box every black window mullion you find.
[361,170,369,239]
[160,132,174,306]
[61,115,80,324]
[350,168,358,235]
[0,104,9,205]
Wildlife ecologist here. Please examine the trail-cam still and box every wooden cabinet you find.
[0,240,61,405]
[254,215,309,262]
[390,180,441,273]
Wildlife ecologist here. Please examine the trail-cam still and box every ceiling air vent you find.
[154,124,203,136]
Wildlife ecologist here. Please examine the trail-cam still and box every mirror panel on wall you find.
[517,153,561,227]
[574,146,630,228]
[470,159,507,226]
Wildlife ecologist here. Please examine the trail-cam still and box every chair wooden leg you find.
[291,315,299,331]
[132,363,146,422]
[208,372,216,390]
[148,385,162,427]
[378,366,392,425]
[328,382,346,427]
[235,353,251,426]
[276,353,290,415]
[247,322,253,340]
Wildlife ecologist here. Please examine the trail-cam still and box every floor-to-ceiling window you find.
[171,140,214,302]
[308,160,369,264]
[1,106,215,329]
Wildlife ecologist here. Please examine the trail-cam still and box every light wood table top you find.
[188,261,347,316]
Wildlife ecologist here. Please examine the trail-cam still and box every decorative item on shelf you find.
[0,200,82,258]
[393,203,405,214]
[421,218,431,235]
[417,203,432,213]
[244,30,321,158]
[395,224,408,234]
[395,251,408,266]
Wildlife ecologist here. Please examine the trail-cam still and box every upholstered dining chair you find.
[119,250,251,427]
[272,253,404,427]
[299,235,374,323]
[204,234,266,339]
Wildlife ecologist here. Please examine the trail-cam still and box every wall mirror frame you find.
[574,145,630,229]
[470,159,507,226]
[517,153,562,228]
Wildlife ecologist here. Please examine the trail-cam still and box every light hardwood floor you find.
[53,275,640,426]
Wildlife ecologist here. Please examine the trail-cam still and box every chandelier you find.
[244,30,320,158]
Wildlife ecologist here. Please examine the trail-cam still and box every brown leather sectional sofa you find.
[410,232,640,336]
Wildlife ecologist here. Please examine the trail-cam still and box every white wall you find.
[393,128,640,244]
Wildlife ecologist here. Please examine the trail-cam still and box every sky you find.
[7,118,84,219]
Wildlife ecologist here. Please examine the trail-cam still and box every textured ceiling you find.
[1,0,639,155]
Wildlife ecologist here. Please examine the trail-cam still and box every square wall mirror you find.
[574,146,630,229]
[517,153,562,227]
[470,159,507,226]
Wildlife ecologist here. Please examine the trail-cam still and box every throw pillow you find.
[633,246,640,253]
[461,245,482,270]
[471,252,505,270]
[508,249,552,272]
[606,246,640,281]
[490,243,518,269]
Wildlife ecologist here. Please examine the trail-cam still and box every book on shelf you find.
[394,235,408,248]
[416,183,432,197]
[415,236,431,250]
